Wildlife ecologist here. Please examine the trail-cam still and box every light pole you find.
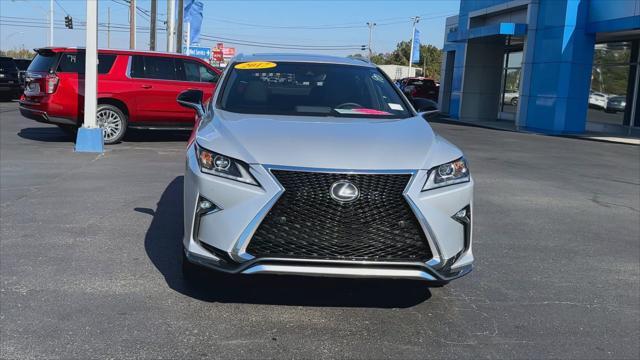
[75,0,103,153]
[49,0,53,46]
[166,0,175,52]
[366,22,376,60]
[408,16,420,77]
[129,0,136,49]
[107,7,111,48]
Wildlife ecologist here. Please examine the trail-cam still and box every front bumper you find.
[183,145,474,282]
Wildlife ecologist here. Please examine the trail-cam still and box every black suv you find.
[13,58,31,90]
[0,57,21,100]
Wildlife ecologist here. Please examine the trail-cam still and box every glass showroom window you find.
[587,41,638,128]
[499,37,524,118]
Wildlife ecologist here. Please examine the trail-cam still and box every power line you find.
[209,12,456,30]
[53,0,70,16]
[111,0,150,20]
[0,21,364,50]
[1,9,456,51]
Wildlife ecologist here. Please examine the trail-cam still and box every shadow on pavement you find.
[18,127,74,143]
[123,129,190,143]
[17,127,190,143]
[140,176,433,308]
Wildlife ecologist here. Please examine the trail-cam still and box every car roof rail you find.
[352,57,373,64]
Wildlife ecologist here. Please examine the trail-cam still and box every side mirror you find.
[177,89,205,117]
[411,97,440,119]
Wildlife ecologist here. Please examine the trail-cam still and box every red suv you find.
[20,47,221,144]
[400,77,439,102]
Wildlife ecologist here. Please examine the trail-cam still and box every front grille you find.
[246,170,432,262]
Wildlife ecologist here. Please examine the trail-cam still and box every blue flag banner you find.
[183,0,204,44]
[412,29,421,64]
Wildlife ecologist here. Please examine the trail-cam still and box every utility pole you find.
[49,0,53,46]
[150,0,157,51]
[176,0,184,53]
[129,0,136,49]
[366,22,376,60]
[186,22,191,55]
[408,16,420,77]
[166,0,175,52]
[107,7,111,48]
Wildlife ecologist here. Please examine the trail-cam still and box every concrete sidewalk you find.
[433,117,640,145]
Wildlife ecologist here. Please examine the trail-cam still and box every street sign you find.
[212,48,224,62]
[182,46,211,60]
[222,47,236,59]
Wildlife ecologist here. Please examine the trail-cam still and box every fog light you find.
[199,199,214,210]
[452,205,471,253]
[454,208,467,219]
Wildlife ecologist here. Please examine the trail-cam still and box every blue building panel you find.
[440,0,640,134]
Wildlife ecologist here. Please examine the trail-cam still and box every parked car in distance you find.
[503,91,519,106]
[0,56,21,100]
[13,58,32,90]
[180,54,473,284]
[400,77,439,101]
[588,91,608,109]
[605,95,626,113]
[19,47,221,144]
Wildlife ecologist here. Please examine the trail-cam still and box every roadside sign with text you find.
[212,48,224,62]
[182,46,211,60]
[222,47,236,59]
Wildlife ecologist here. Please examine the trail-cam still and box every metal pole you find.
[366,22,376,60]
[150,0,157,51]
[49,0,53,46]
[422,56,426,77]
[166,0,175,52]
[629,59,640,134]
[408,16,420,77]
[84,0,98,129]
[186,22,190,55]
[107,7,111,48]
[177,0,184,53]
[129,0,136,49]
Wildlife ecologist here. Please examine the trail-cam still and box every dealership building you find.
[438,0,640,134]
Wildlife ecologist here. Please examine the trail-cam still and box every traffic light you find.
[65,15,73,29]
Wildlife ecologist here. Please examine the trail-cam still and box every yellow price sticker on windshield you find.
[235,61,277,70]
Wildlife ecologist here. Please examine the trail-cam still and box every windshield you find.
[219,61,411,118]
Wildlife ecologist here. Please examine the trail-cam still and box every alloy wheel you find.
[96,108,123,142]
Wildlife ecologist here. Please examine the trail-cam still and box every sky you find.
[0,0,460,56]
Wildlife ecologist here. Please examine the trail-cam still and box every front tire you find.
[96,104,127,144]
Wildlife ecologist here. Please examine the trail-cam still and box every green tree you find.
[354,41,444,80]
[0,47,35,59]
[590,45,631,96]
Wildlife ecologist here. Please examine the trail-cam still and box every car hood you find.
[196,110,462,170]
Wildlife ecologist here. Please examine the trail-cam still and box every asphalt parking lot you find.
[1,100,639,359]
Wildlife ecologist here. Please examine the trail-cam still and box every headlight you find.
[422,157,469,191]
[196,144,259,186]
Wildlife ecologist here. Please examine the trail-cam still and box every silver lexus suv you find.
[178,54,474,283]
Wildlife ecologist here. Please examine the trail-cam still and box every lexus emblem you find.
[330,180,360,203]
